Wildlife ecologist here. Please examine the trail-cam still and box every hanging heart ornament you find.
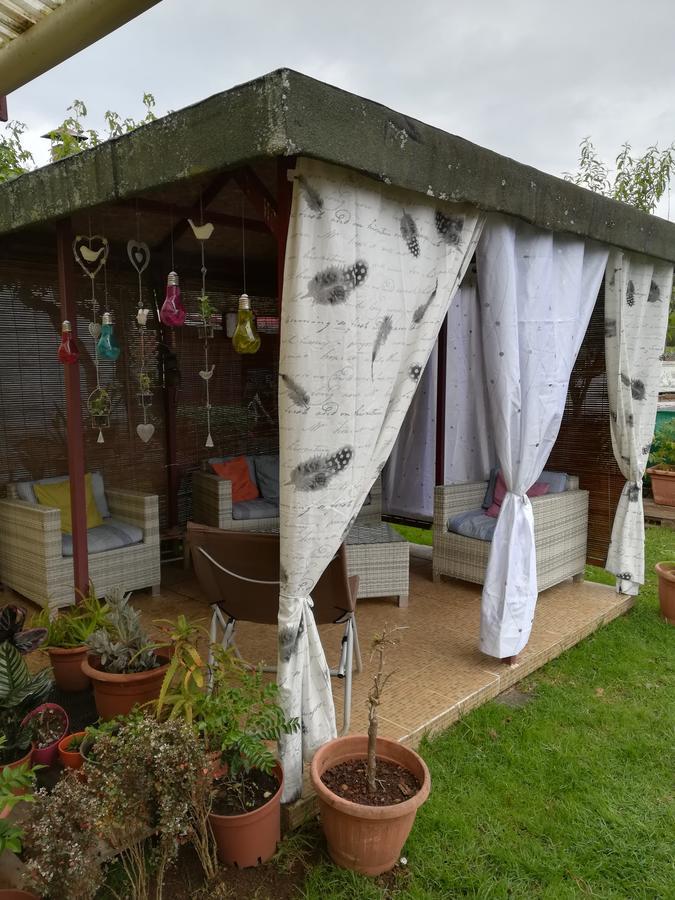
[136,423,155,443]
[127,240,150,275]
[73,235,109,279]
[88,322,101,339]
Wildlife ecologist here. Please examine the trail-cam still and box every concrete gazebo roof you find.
[2,68,675,263]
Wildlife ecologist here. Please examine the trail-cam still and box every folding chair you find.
[186,522,362,735]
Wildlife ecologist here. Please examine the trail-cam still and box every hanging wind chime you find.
[189,209,216,448]
[72,232,113,443]
[127,233,154,443]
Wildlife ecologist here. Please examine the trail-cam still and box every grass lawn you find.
[300,525,675,899]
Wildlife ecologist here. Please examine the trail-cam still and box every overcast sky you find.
[10,0,675,217]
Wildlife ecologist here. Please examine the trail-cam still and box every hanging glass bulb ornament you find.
[160,271,186,327]
[96,312,121,361]
[57,320,79,365]
[232,294,261,354]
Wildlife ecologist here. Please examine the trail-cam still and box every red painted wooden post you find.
[56,219,89,599]
[435,316,448,485]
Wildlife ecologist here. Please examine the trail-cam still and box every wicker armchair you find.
[0,488,161,610]
[432,476,588,592]
[192,471,382,531]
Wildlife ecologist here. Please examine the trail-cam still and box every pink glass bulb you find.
[160,271,186,327]
[57,320,79,365]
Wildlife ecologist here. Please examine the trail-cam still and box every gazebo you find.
[1,69,673,802]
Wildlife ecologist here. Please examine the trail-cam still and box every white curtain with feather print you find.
[604,250,673,594]
[477,214,609,659]
[278,158,484,801]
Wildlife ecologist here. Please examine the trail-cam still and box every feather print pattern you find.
[297,175,324,215]
[290,446,353,491]
[626,280,635,306]
[307,260,368,305]
[400,213,420,257]
[412,281,438,324]
[371,315,393,378]
[435,210,464,246]
[648,279,661,302]
[280,373,310,409]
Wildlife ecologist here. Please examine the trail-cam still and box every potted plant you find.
[0,739,40,900]
[195,647,298,868]
[310,627,431,876]
[646,419,675,505]
[57,731,86,770]
[21,704,69,768]
[81,590,169,720]
[32,589,108,692]
[654,562,675,625]
[0,611,52,769]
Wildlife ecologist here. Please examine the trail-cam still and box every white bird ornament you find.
[188,219,214,241]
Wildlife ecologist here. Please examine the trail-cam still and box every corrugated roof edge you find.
[2,67,675,262]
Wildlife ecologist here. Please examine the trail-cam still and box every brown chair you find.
[186,522,362,734]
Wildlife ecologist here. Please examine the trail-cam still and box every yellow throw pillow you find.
[34,474,103,535]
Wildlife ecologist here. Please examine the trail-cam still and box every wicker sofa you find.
[192,455,382,531]
[0,479,160,610]
[432,474,589,592]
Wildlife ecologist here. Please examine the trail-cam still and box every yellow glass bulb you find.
[232,294,261,354]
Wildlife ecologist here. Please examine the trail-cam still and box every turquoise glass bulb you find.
[97,312,121,361]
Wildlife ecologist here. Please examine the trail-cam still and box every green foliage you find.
[195,647,298,779]
[648,418,675,471]
[198,294,217,323]
[33,587,108,649]
[153,615,207,724]
[86,589,157,674]
[0,121,34,183]
[0,642,51,711]
[0,604,47,654]
[0,740,38,855]
[564,135,675,213]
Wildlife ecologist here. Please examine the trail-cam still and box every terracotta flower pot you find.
[655,562,675,625]
[647,467,675,506]
[208,762,283,868]
[58,731,86,770]
[310,735,431,876]
[21,703,69,768]
[48,645,90,692]
[81,655,170,721]
[4,745,33,771]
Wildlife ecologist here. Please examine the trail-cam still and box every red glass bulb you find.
[57,320,79,365]
[160,271,186,327]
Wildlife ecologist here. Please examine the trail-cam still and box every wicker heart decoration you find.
[136,423,155,443]
[88,322,102,340]
[73,235,109,279]
[127,240,150,275]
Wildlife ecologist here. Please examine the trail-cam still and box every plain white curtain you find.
[477,214,609,659]
[604,250,673,594]
[382,344,437,520]
[383,278,494,519]
[278,158,483,800]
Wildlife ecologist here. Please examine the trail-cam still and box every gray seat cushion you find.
[14,471,110,519]
[232,499,279,521]
[253,455,280,503]
[61,517,143,557]
[447,508,498,542]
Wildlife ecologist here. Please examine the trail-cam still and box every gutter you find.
[0,0,161,96]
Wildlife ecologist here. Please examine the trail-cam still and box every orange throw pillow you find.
[211,456,259,503]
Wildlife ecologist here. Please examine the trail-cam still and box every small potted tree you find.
[32,588,108,692]
[646,419,675,505]
[81,590,169,720]
[195,648,298,868]
[310,627,431,876]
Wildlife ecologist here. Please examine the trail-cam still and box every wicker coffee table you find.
[345,522,410,607]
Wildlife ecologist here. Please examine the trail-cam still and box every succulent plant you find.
[86,589,158,674]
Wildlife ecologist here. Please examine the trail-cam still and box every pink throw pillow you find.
[486,471,550,518]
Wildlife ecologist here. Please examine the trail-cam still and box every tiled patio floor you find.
[133,549,632,825]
